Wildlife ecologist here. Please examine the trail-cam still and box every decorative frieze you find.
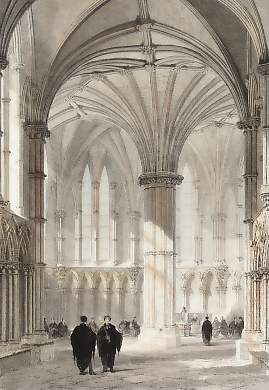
[24,122,50,140]
[138,172,183,187]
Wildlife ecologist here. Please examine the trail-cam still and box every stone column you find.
[212,212,226,264]
[1,68,10,202]
[103,288,112,315]
[110,211,119,265]
[28,269,33,334]
[199,287,207,313]
[74,208,82,265]
[214,265,229,312]
[0,266,7,341]
[129,211,141,266]
[232,285,242,305]
[8,267,13,339]
[87,288,96,317]
[138,172,183,346]
[24,122,50,336]
[115,288,124,321]
[91,181,100,264]
[258,63,269,209]
[194,181,203,265]
[0,56,9,207]
[13,266,20,340]
[55,209,65,264]
[10,62,25,214]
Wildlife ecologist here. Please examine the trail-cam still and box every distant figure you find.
[180,306,188,323]
[202,316,212,346]
[44,318,49,333]
[237,316,244,338]
[71,315,96,375]
[97,315,123,373]
[89,317,99,334]
[212,317,220,338]
[229,317,237,338]
[130,317,140,337]
[220,317,229,337]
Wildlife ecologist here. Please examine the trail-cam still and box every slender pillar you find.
[92,181,100,264]
[0,266,7,341]
[2,68,10,202]
[24,122,50,334]
[212,212,226,264]
[10,62,25,214]
[103,288,112,315]
[129,211,141,266]
[233,285,241,305]
[110,211,119,265]
[88,288,96,317]
[258,63,269,208]
[115,288,124,321]
[55,209,65,264]
[138,172,183,345]
[74,208,82,265]
[8,267,13,339]
[0,56,9,207]
[13,267,20,340]
[28,270,33,334]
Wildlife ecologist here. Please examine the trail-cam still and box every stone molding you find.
[246,269,269,280]
[0,56,8,70]
[237,116,261,130]
[138,172,184,187]
[257,63,269,76]
[144,250,176,256]
[0,262,34,274]
[24,122,50,140]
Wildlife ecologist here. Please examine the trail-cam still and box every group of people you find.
[212,316,244,339]
[118,317,140,337]
[44,318,69,338]
[71,315,123,375]
[202,315,244,346]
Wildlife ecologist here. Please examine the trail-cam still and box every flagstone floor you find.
[0,337,268,390]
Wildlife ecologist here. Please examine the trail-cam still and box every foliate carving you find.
[144,250,176,257]
[55,265,68,288]
[0,56,8,70]
[237,116,260,130]
[55,210,65,220]
[128,266,141,289]
[180,272,194,289]
[119,68,132,76]
[138,172,184,187]
[214,265,230,288]
[88,73,106,82]
[257,63,269,76]
[24,122,50,140]
[136,22,153,32]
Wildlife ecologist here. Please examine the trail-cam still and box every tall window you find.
[99,167,110,261]
[82,166,91,262]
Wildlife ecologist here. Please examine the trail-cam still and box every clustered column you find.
[194,180,203,265]
[24,122,50,334]
[212,212,226,264]
[55,209,65,264]
[129,211,141,266]
[139,172,183,343]
[0,56,9,206]
[74,181,82,265]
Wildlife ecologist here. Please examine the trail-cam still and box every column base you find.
[236,330,264,361]
[21,331,49,345]
[138,326,181,349]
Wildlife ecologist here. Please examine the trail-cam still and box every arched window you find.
[99,167,110,261]
[82,165,91,262]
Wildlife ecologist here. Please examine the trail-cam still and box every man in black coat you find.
[202,316,212,346]
[97,315,122,373]
[71,315,97,375]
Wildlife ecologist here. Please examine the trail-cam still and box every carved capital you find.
[55,265,68,288]
[260,189,269,211]
[257,63,269,76]
[145,250,176,257]
[24,122,50,140]
[237,116,260,130]
[138,172,183,187]
[55,209,65,220]
[0,56,8,70]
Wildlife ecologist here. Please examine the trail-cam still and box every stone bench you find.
[0,340,54,376]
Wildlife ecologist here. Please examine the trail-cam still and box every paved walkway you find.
[0,337,268,390]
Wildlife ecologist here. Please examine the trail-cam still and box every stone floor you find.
[0,336,268,390]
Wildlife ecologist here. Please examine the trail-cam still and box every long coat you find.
[71,323,96,360]
[97,324,122,357]
[202,319,212,343]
